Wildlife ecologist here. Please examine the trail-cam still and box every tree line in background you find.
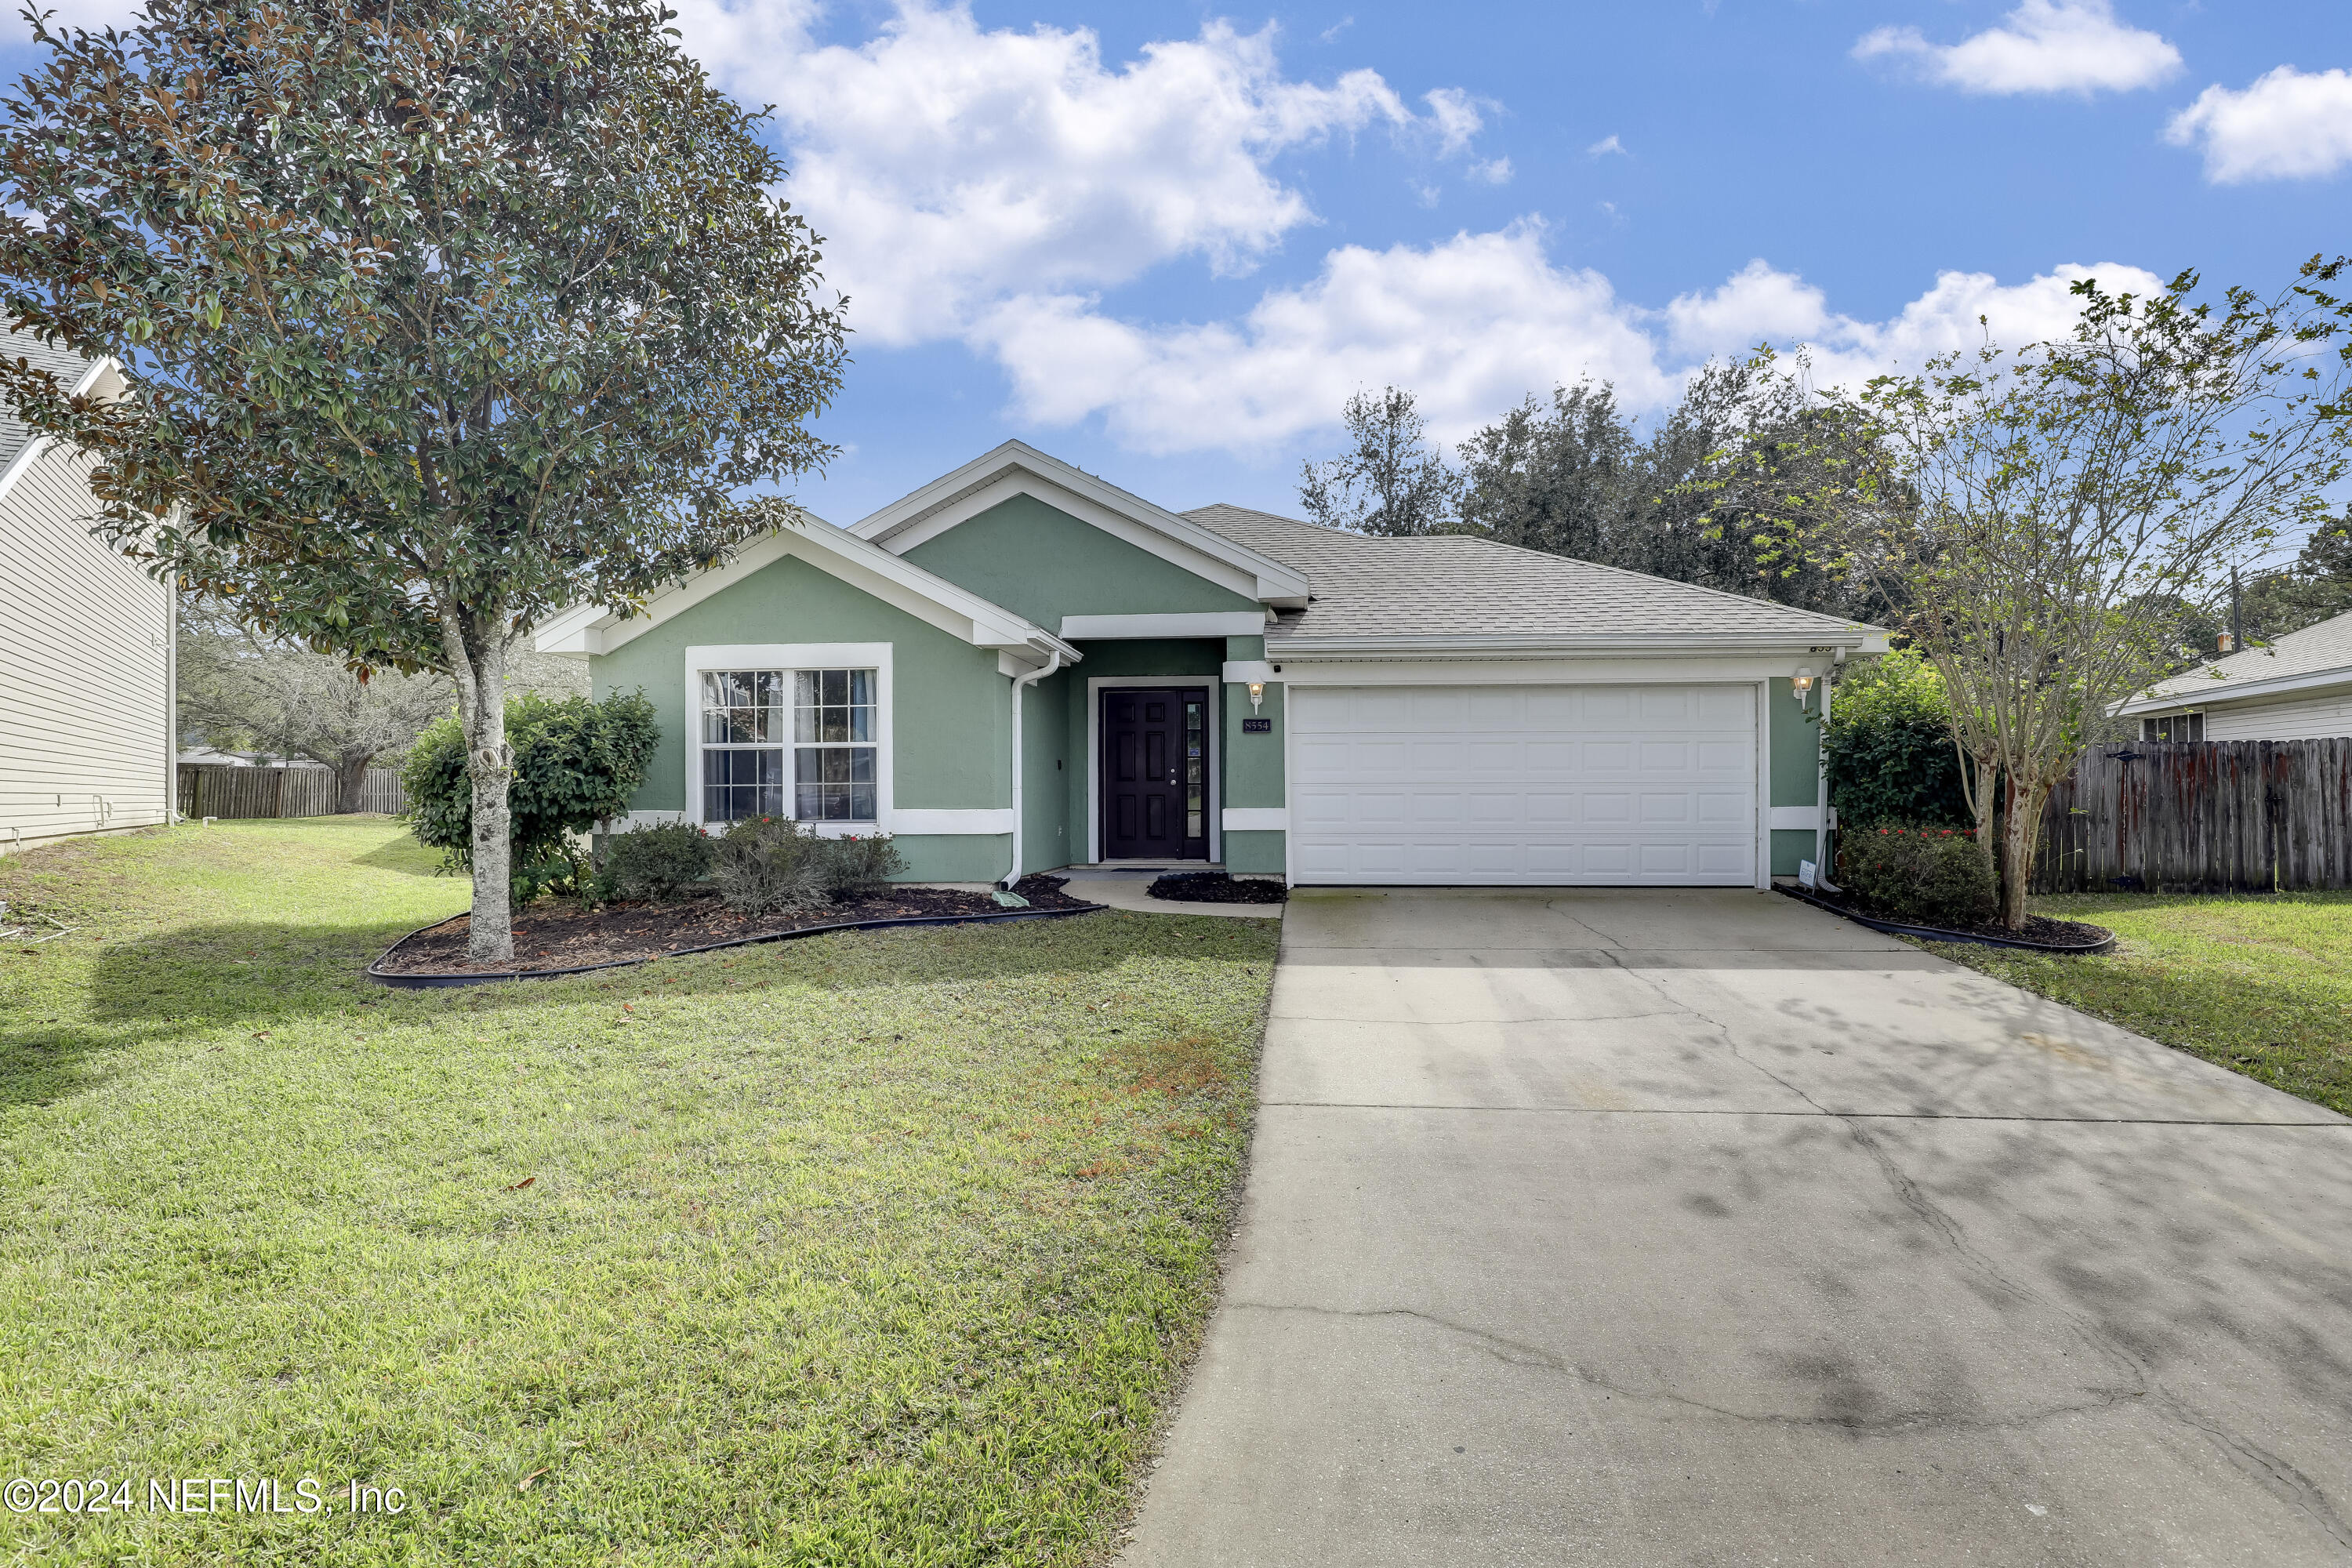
[1298,362,1900,623]
[1304,265,2352,928]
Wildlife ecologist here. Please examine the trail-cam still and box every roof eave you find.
[2112,663,2352,716]
[1266,629,1890,659]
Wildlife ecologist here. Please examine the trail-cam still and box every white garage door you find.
[1290,684,1759,885]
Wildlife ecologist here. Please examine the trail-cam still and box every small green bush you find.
[1825,650,1973,829]
[1837,825,1997,928]
[402,690,661,898]
[710,817,829,916]
[601,822,714,903]
[819,833,905,898]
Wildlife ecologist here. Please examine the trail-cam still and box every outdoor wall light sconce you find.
[1247,681,1266,713]
[1791,667,1816,709]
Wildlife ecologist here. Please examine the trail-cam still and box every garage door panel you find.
[1290,683,1757,886]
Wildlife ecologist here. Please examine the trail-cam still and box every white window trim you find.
[684,643,894,836]
[1086,675,1219,865]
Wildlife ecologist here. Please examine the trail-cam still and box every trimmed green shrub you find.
[818,832,904,897]
[401,690,660,899]
[601,822,714,903]
[710,817,829,916]
[1837,825,1996,928]
[1824,650,1973,829]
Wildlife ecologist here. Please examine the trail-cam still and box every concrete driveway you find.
[1119,887,2352,1567]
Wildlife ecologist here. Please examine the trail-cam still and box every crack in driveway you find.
[1226,1300,2149,1437]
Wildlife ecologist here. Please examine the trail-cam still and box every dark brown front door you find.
[1102,687,1210,861]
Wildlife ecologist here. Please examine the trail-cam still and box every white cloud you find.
[1853,0,2180,96]
[20,0,143,33]
[2167,67,2352,183]
[974,223,1673,454]
[1468,157,1514,185]
[975,241,2171,457]
[1664,256,2169,390]
[670,0,1492,345]
[1587,133,1626,158]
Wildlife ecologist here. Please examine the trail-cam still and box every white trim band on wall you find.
[1221,808,1288,832]
[1221,660,1276,684]
[893,808,1014,835]
[1061,612,1265,641]
[1767,805,1823,831]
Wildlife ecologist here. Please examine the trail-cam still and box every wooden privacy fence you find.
[176,764,405,820]
[2034,739,2352,894]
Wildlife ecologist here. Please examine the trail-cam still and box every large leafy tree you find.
[1298,386,1457,536]
[1783,270,2348,927]
[0,0,847,960]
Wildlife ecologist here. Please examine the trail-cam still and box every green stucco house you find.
[533,441,1886,887]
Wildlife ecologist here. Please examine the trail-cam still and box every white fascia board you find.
[1269,630,1886,660]
[1061,611,1265,640]
[2113,665,2352,717]
[528,517,1073,662]
[850,441,1312,604]
[1272,653,1858,686]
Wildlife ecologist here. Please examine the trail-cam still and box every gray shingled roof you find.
[0,325,97,477]
[2120,608,2352,711]
[1182,503,1881,647]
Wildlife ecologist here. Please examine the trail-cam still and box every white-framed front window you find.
[699,667,879,823]
[688,644,892,829]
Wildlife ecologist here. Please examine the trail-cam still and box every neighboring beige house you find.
[2115,608,2352,742]
[0,330,172,853]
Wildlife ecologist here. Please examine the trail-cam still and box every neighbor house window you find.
[701,668,877,823]
[2140,713,2204,742]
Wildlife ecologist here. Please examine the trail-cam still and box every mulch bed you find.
[1782,885,2113,952]
[1145,871,1289,905]
[376,875,1094,975]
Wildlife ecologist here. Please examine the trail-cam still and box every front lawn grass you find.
[1931,889,2352,1117]
[0,818,1278,1566]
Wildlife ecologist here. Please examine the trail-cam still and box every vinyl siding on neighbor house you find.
[2198,690,2352,742]
[0,439,172,851]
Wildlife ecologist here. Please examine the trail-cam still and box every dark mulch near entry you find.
[1145,871,1289,905]
[1785,886,2112,952]
[378,875,1093,974]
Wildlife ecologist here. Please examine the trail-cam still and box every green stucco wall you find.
[902,494,1257,630]
[1224,829,1286,875]
[1768,676,1827,876]
[588,550,1013,882]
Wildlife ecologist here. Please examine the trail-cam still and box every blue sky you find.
[13,0,2350,526]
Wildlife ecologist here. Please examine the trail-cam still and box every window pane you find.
[822,669,846,706]
[849,746,874,784]
[850,670,873,706]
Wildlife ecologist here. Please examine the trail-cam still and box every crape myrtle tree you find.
[0,0,848,960]
[1762,268,2350,927]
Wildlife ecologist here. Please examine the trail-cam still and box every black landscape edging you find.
[1774,884,2117,956]
[365,901,1105,989]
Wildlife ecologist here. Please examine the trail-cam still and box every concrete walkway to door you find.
[1118,887,2352,1567]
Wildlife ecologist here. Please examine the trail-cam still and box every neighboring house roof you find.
[2114,608,2352,716]
[1183,503,1888,655]
[532,506,1076,666]
[0,326,111,503]
[850,441,1311,608]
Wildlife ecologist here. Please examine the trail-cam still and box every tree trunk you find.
[335,754,373,814]
[1998,778,2049,929]
[440,602,514,964]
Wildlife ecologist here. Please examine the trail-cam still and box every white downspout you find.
[1815,649,1842,884]
[1004,647,1064,890]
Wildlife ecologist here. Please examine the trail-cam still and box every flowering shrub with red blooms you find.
[1836,823,1997,927]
